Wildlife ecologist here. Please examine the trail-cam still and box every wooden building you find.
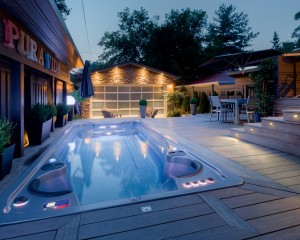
[0,0,83,156]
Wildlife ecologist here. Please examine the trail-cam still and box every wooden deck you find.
[1,115,300,239]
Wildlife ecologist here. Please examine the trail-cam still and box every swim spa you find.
[0,121,243,225]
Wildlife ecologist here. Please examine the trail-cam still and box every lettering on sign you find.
[2,18,60,74]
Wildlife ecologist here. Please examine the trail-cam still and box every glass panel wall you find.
[91,85,166,118]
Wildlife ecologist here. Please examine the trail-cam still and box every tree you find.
[292,11,300,40]
[271,31,282,51]
[249,59,275,115]
[98,7,158,64]
[205,4,259,58]
[55,0,71,20]
[282,41,297,52]
[144,8,207,83]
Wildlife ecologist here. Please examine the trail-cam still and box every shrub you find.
[167,108,182,117]
[189,98,198,104]
[249,59,275,115]
[56,103,70,116]
[46,104,57,119]
[139,99,147,106]
[73,114,83,120]
[182,95,190,114]
[0,119,15,155]
[27,103,51,123]
[197,92,210,113]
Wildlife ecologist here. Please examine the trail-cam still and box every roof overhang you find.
[91,62,179,80]
[0,0,84,69]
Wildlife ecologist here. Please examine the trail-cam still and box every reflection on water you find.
[65,132,176,205]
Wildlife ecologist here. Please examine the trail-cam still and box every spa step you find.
[231,127,300,157]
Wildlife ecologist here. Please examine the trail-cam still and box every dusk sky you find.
[64,0,300,62]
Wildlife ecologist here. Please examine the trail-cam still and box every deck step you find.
[261,117,300,136]
[231,128,300,157]
[282,109,300,123]
[243,121,300,144]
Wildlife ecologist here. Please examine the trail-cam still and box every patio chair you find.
[209,96,233,122]
[150,109,158,118]
[101,110,116,118]
[146,107,153,117]
[240,96,256,123]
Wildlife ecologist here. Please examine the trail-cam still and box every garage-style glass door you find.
[91,85,165,118]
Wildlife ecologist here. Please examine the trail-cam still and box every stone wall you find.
[91,64,174,85]
[80,99,90,119]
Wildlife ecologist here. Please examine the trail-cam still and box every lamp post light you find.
[67,95,75,121]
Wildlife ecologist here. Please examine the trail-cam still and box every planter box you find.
[51,116,57,132]
[140,106,146,118]
[190,104,197,115]
[0,144,15,180]
[27,118,52,145]
[55,114,68,127]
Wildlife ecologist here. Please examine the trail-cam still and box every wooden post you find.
[63,81,67,104]
[10,60,24,157]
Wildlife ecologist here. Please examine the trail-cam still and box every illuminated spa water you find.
[65,125,177,205]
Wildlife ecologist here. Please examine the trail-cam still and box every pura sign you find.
[2,18,60,74]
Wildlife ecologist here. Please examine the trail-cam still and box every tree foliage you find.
[55,0,71,20]
[292,11,300,40]
[271,31,282,51]
[144,9,207,82]
[249,59,275,115]
[205,4,259,58]
[98,7,158,64]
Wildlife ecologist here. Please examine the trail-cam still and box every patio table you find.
[220,98,245,124]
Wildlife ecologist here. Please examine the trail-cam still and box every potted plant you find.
[26,103,52,145]
[0,119,15,180]
[46,104,57,132]
[139,99,147,118]
[55,103,70,127]
[249,59,275,122]
[190,98,198,115]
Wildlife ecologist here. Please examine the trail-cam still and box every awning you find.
[188,71,235,87]
[200,49,282,72]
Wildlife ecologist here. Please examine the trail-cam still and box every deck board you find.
[266,169,300,180]
[199,192,256,232]
[162,225,258,240]
[248,209,300,234]
[8,231,56,240]
[79,203,213,239]
[83,213,226,240]
[240,183,298,197]
[0,216,72,240]
[80,194,203,225]
[276,175,300,186]
[248,225,300,240]
[222,192,282,208]
[234,196,300,220]
[55,214,80,240]
[257,164,300,175]
[207,186,253,199]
